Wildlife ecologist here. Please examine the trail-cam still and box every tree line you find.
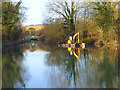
[1,0,120,47]
[42,1,120,47]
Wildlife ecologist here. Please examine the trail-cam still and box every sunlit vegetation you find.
[2,0,119,47]
[42,1,119,46]
[2,0,25,43]
[43,19,67,44]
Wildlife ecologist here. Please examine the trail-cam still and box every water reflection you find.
[67,47,80,59]
[2,41,118,88]
[2,45,25,88]
[45,46,118,88]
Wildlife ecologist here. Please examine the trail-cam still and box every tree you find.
[118,2,120,45]
[49,1,81,36]
[93,2,118,40]
[2,0,25,42]
[29,28,35,36]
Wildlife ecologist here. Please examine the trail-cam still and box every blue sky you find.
[12,0,49,26]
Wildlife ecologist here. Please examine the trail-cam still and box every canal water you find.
[2,41,118,88]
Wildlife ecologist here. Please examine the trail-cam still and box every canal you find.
[2,41,118,88]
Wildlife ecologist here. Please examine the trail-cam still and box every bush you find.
[81,38,95,46]
[42,20,69,44]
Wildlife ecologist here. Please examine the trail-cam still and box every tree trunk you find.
[118,2,120,89]
[118,2,120,45]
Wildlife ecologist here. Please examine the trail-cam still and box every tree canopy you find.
[2,0,25,42]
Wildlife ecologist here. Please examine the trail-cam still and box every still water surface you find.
[2,41,118,88]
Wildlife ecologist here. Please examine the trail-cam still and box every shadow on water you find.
[2,41,118,88]
[2,45,25,88]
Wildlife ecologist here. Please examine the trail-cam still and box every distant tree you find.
[29,28,35,36]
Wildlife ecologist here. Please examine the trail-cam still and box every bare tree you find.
[48,0,82,36]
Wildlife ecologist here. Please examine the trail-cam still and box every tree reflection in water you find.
[2,45,25,88]
[97,48,118,88]
[45,47,118,88]
[2,41,118,88]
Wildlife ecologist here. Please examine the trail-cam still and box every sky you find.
[11,0,88,26]
[12,0,49,26]
[11,0,119,26]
